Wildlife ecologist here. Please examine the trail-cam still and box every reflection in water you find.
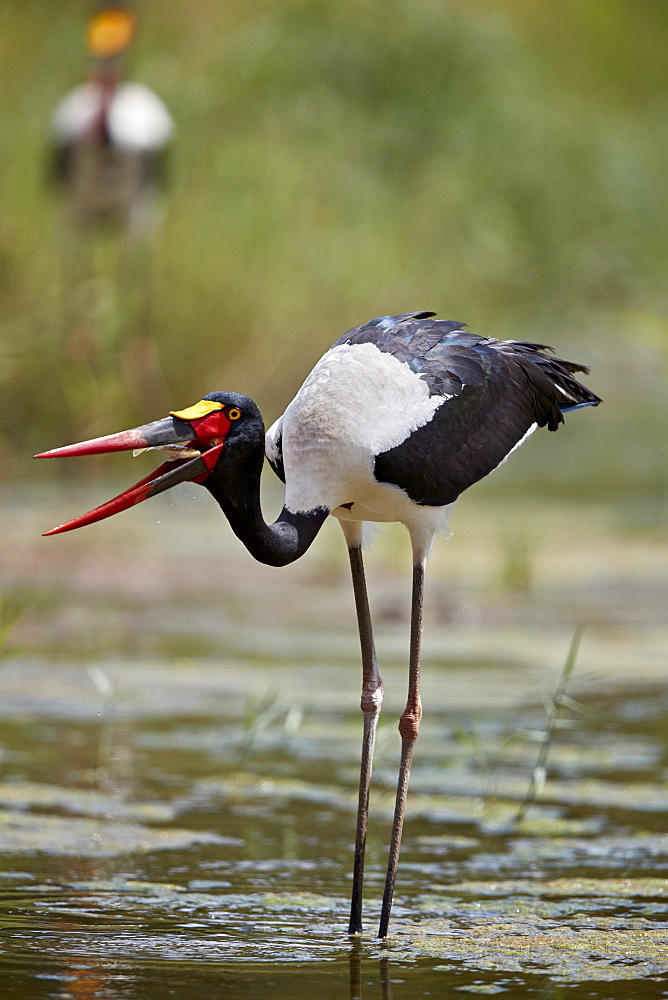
[349,941,362,1000]
[378,956,393,1000]
[349,944,393,1000]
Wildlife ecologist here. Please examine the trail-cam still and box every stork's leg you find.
[341,523,383,935]
[378,557,425,939]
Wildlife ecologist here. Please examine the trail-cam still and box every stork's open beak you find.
[35,401,232,536]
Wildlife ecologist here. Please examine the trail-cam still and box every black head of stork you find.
[51,2,173,230]
[36,312,601,938]
[37,391,327,564]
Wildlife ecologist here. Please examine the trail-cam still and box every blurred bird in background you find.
[51,1,173,235]
[49,2,175,439]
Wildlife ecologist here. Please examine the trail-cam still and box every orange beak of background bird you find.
[34,401,232,536]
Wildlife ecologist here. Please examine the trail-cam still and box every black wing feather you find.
[336,313,601,506]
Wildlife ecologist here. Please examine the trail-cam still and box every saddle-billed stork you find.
[36,312,601,938]
[51,2,174,232]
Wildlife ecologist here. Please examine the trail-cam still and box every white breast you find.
[279,343,446,517]
[109,84,174,149]
[52,82,173,150]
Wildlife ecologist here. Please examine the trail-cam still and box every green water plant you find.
[0,594,29,659]
[238,688,303,763]
[515,626,586,824]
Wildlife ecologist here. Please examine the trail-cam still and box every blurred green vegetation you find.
[1,0,667,497]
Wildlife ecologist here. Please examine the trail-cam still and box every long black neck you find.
[205,442,328,567]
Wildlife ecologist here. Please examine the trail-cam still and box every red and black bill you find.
[35,399,232,536]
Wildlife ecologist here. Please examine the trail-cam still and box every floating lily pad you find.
[537,776,668,812]
[0,781,175,822]
[420,876,668,905]
[403,909,668,982]
[67,878,186,894]
[414,834,480,849]
[507,832,668,864]
[452,986,506,995]
[261,891,345,912]
[511,813,604,837]
[0,810,222,856]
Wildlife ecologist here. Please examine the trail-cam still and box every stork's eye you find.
[228,407,242,421]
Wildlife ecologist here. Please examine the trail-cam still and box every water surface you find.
[1,487,666,998]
